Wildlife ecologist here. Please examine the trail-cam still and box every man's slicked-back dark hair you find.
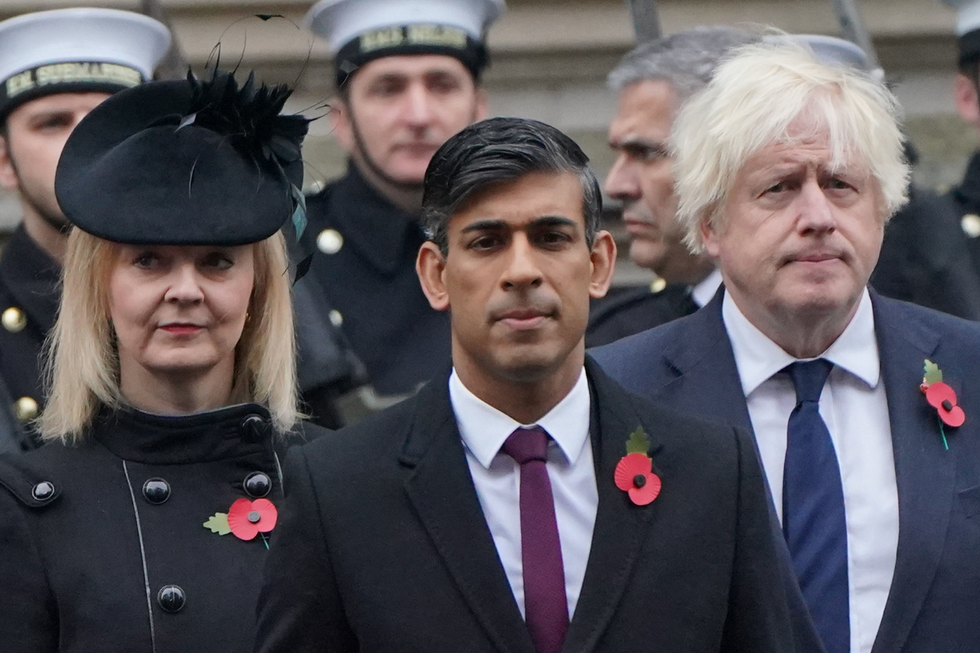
[421,117,602,254]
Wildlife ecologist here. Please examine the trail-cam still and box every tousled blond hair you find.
[671,37,910,252]
[37,229,298,442]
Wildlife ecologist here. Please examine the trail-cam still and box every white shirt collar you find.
[722,287,880,397]
[449,367,591,469]
[691,268,723,308]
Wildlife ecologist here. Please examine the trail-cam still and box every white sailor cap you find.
[0,8,171,120]
[305,0,505,86]
[939,0,980,63]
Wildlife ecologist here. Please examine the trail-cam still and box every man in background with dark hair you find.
[255,116,808,653]
[590,26,754,347]
[295,0,503,421]
[0,8,170,449]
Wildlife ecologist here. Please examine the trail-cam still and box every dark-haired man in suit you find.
[594,39,980,653]
[255,116,812,653]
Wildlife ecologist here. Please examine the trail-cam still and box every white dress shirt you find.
[449,368,597,620]
[722,289,899,653]
[691,268,724,308]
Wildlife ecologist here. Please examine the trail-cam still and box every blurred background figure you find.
[870,0,980,320]
[0,7,170,450]
[0,67,324,653]
[588,26,754,347]
[294,0,504,424]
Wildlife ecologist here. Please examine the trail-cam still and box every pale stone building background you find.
[0,0,969,281]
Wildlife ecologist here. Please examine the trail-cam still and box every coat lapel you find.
[562,359,663,653]
[401,381,535,653]
[870,295,957,653]
[656,291,754,433]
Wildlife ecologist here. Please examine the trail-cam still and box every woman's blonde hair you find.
[37,229,298,443]
[671,36,910,252]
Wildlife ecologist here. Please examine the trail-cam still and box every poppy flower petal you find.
[227,513,259,541]
[926,382,957,410]
[942,405,966,428]
[251,498,278,533]
[628,473,662,505]
[615,453,652,492]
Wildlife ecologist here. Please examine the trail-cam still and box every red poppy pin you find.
[204,498,278,548]
[920,359,965,450]
[614,426,661,506]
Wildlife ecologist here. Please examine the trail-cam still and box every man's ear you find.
[700,216,721,259]
[417,241,450,311]
[0,134,19,192]
[955,73,980,130]
[588,230,617,299]
[329,98,356,154]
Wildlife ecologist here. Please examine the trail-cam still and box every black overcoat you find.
[255,358,817,652]
[0,403,322,652]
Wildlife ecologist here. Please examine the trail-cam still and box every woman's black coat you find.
[0,404,320,652]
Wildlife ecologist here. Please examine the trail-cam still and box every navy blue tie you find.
[783,359,850,653]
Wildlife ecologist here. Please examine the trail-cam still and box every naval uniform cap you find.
[941,0,980,63]
[304,0,505,87]
[765,33,875,72]
[0,8,171,121]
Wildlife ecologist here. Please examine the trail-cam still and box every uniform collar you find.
[955,150,980,209]
[0,224,61,331]
[450,367,592,469]
[327,161,424,274]
[722,287,880,397]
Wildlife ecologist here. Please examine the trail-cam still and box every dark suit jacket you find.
[255,358,809,653]
[592,289,980,653]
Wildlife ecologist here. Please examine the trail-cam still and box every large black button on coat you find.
[243,471,272,498]
[142,478,170,504]
[157,585,186,613]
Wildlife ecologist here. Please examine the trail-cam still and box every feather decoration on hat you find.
[171,66,315,279]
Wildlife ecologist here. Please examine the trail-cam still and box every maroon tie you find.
[502,426,568,653]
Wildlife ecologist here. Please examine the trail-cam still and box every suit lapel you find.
[657,290,754,432]
[562,360,663,653]
[401,381,535,653]
[870,295,957,653]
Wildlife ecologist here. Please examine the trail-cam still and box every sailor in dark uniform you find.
[591,28,751,347]
[0,66,326,653]
[870,0,980,321]
[297,0,503,407]
[0,8,170,448]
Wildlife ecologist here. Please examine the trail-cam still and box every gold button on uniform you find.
[317,229,344,255]
[329,309,343,327]
[14,396,37,422]
[2,307,26,333]
[650,277,667,294]
[962,214,980,239]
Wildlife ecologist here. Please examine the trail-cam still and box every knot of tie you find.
[788,359,833,405]
[503,426,549,465]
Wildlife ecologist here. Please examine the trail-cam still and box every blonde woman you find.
[0,68,323,652]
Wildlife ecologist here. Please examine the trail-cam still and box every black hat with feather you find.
[55,68,310,250]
